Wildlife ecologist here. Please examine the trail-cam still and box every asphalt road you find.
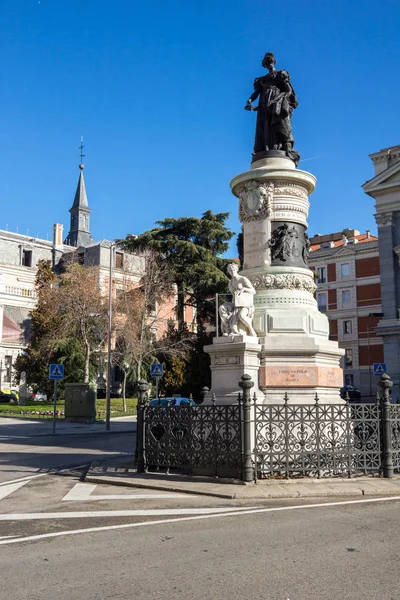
[1,485,399,600]
[1,423,400,600]
[0,429,134,484]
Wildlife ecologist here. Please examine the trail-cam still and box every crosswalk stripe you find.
[62,482,194,502]
[0,480,30,501]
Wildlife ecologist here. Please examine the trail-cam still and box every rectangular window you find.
[342,290,351,305]
[4,355,12,382]
[317,267,326,284]
[341,263,350,277]
[77,252,85,265]
[345,374,354,386]
[21,250,32,267]
[343,320,352,334]
[345,349,353,367]
[115,252,124,269]
[317,293,327,313]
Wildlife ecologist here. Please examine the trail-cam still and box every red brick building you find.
[308,228,383,397]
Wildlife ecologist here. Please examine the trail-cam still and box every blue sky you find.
[1,0,399,251]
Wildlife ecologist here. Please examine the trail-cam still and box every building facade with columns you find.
[363,145,400,395]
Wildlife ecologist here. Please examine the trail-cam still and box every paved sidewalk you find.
[85,458,400,500]
[0,415,136,437]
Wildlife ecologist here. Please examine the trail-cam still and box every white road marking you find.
[0,473,48,488]
[62,482,194,502]
[1,495,399,546]
[0,480,30,501]
[0,435,29,440]
[0,507,254,521]
[0,535,20,539]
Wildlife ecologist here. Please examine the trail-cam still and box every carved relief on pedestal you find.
[375,212,394,227]
[238,179,310,226]
[250,272,317,294]
[273,181,308,200]
[238,180,274,222]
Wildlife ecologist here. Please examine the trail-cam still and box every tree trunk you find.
[122,372,127,413]
[83,341,90,384]
[177,284,185,330]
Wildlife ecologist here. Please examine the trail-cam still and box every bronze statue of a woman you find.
[245,52,300,166]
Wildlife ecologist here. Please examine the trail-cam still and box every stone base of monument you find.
[203,335,264,404]
[259,334,344,404]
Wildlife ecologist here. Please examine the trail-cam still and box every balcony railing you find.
[4,286,37,298]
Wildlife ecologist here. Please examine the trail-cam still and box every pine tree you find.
[118,210,234,329]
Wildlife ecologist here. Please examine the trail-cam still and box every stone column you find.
[362,146,400,395]
[230,155,344,403]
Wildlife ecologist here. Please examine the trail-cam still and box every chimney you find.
[53,223,64,248]
[366,230,371,239]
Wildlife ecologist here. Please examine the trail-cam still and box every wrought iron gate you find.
[143,403,242,478]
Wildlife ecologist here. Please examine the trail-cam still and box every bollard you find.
[379,373,394,478]
[135,379,150,473]
[239,374,254,483]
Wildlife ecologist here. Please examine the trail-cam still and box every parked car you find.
[0,391,17,403]
[340,385,361,401]
[31,392,48,402]
[148,397,196,407]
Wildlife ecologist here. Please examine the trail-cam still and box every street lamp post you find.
[106,242,115,431]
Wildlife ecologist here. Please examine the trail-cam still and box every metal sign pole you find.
[52,379,57,435]
[155,377,159,400]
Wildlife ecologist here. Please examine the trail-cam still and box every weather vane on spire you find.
[79,136,85,170]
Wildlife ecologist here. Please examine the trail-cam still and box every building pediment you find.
[363,160,400,197]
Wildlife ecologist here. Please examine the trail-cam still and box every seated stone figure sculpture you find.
[219,263,257,337]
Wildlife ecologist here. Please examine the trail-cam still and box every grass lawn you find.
[0,397,138,419]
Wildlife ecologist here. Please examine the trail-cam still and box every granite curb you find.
[85,461,400,500]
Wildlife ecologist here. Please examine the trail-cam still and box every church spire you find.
[64,138,94,247]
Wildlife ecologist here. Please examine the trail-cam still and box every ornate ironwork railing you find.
[136,374,400,482]
[253,400,382,478]
[390,405,400,471]
[143,403,242,478]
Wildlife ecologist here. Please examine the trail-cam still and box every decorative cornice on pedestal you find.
[374,212,394,227]
[231,168,316,197]
[249,272,317,294]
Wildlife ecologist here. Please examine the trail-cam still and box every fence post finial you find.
[200,386,209,405]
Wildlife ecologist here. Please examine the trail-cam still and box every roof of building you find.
[310,232,378,252]
[71,167,90,211]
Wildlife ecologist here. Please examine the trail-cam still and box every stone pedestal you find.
[203,335,263,404]
[229,155,344,403]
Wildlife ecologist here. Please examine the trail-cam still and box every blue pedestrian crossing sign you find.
[49,364,64,380]
[151,363,163,378]
[373,363,387,376]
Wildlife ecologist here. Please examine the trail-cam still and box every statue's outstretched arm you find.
[245,78,261,110]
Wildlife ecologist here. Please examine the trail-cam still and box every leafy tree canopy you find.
[118,210,235,327]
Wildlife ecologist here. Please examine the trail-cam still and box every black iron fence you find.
[135,373,400,481]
